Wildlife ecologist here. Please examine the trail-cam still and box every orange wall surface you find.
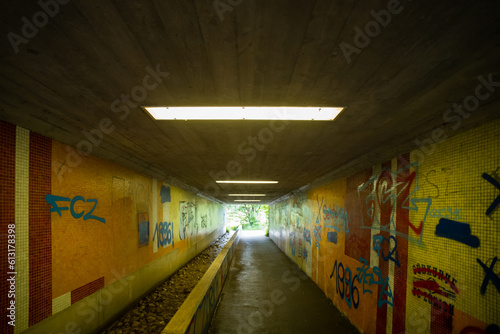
[0,121,225,334]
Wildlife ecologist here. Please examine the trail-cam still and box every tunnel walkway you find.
[208,231,359,334]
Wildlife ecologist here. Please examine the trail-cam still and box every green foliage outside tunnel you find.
[226,204,269,232]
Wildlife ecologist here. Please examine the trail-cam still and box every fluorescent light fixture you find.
[228,194,266,197]
[216,181,278,184]
[144,106,344,121]
[234,200,261,202]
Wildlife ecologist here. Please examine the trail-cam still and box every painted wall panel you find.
[270,118,500,334]
[0,121,225,333]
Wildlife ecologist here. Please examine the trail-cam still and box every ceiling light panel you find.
[228,194,266,196]
[144,106,344,121]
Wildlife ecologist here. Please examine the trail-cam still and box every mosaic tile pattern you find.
[15,127,30,333]
[0,121,16,334]
[71,277,105,304]
[52,292,71,315]
[28,132,52,326]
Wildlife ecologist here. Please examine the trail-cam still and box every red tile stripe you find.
[0,121,16,334]
[376,160,392,334]
[71,277,105,304]
[29,132,52,326]
[393,154,410,334]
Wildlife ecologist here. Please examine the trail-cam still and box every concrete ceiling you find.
[1,0,500,204]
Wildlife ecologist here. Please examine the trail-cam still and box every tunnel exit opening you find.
[226,204,269,235]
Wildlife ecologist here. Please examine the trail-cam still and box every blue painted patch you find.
[327,231,338,244]
[160,185,171,203]
[435,218,480,248]
[138,220,149,246]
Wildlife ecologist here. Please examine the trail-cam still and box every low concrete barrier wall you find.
[162,227,241,334]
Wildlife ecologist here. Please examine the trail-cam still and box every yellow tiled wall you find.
[50,140,225,312]
[270,118,500,334]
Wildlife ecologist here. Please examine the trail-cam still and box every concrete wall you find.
[269,118,500,334]
[0,120,225,334]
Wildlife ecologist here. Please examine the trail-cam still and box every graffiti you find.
[323,204,349,233]
[289,231,296,256]
[201,214,208,228]
[298,244,308,260]
[482,173,500,216]
[138,213,149,246]
[315,196,324,225]
[357,162,431,243]
[435,218,480,248]
[45,194,105,223]
[477,257,500,295]
[460,324,500,334]
[303,229,311,245]
[356,257,394,308]
[153,221,174,248]
[160,185,171,203]
[330,259,360,309]
[412,265,458,315]
[373,235,400,267]
[313,226,322,242]
[179,201,196,240]
[428,207,463,220]
[327,231,338,244]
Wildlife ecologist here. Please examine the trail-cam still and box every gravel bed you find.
[102,232,232,334]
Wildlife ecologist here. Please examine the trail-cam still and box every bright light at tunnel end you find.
[216,181,278,184]
[228,194,266,196]
[143,106,344,121]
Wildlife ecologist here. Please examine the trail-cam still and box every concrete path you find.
[208,233,360,334]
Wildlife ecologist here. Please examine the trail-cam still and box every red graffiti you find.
[413,268,458,294]
[413,280,449,298]
[408,220,423,235]
[412,289,455,315]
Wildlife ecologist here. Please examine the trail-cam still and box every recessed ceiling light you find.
[228,194,266,196]
[143,106,344,121]
[216,181,278,184]
[234,200,261,202]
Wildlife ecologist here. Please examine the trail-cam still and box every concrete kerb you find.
[162,227,241,334]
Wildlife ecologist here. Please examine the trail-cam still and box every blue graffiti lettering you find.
[373,235,400,267]
[153,222,174,248]
[428,207,463,220]
[329,259,360,309]
[45,194,105,223]
[355,257,394,308]
[323,204,349,233]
